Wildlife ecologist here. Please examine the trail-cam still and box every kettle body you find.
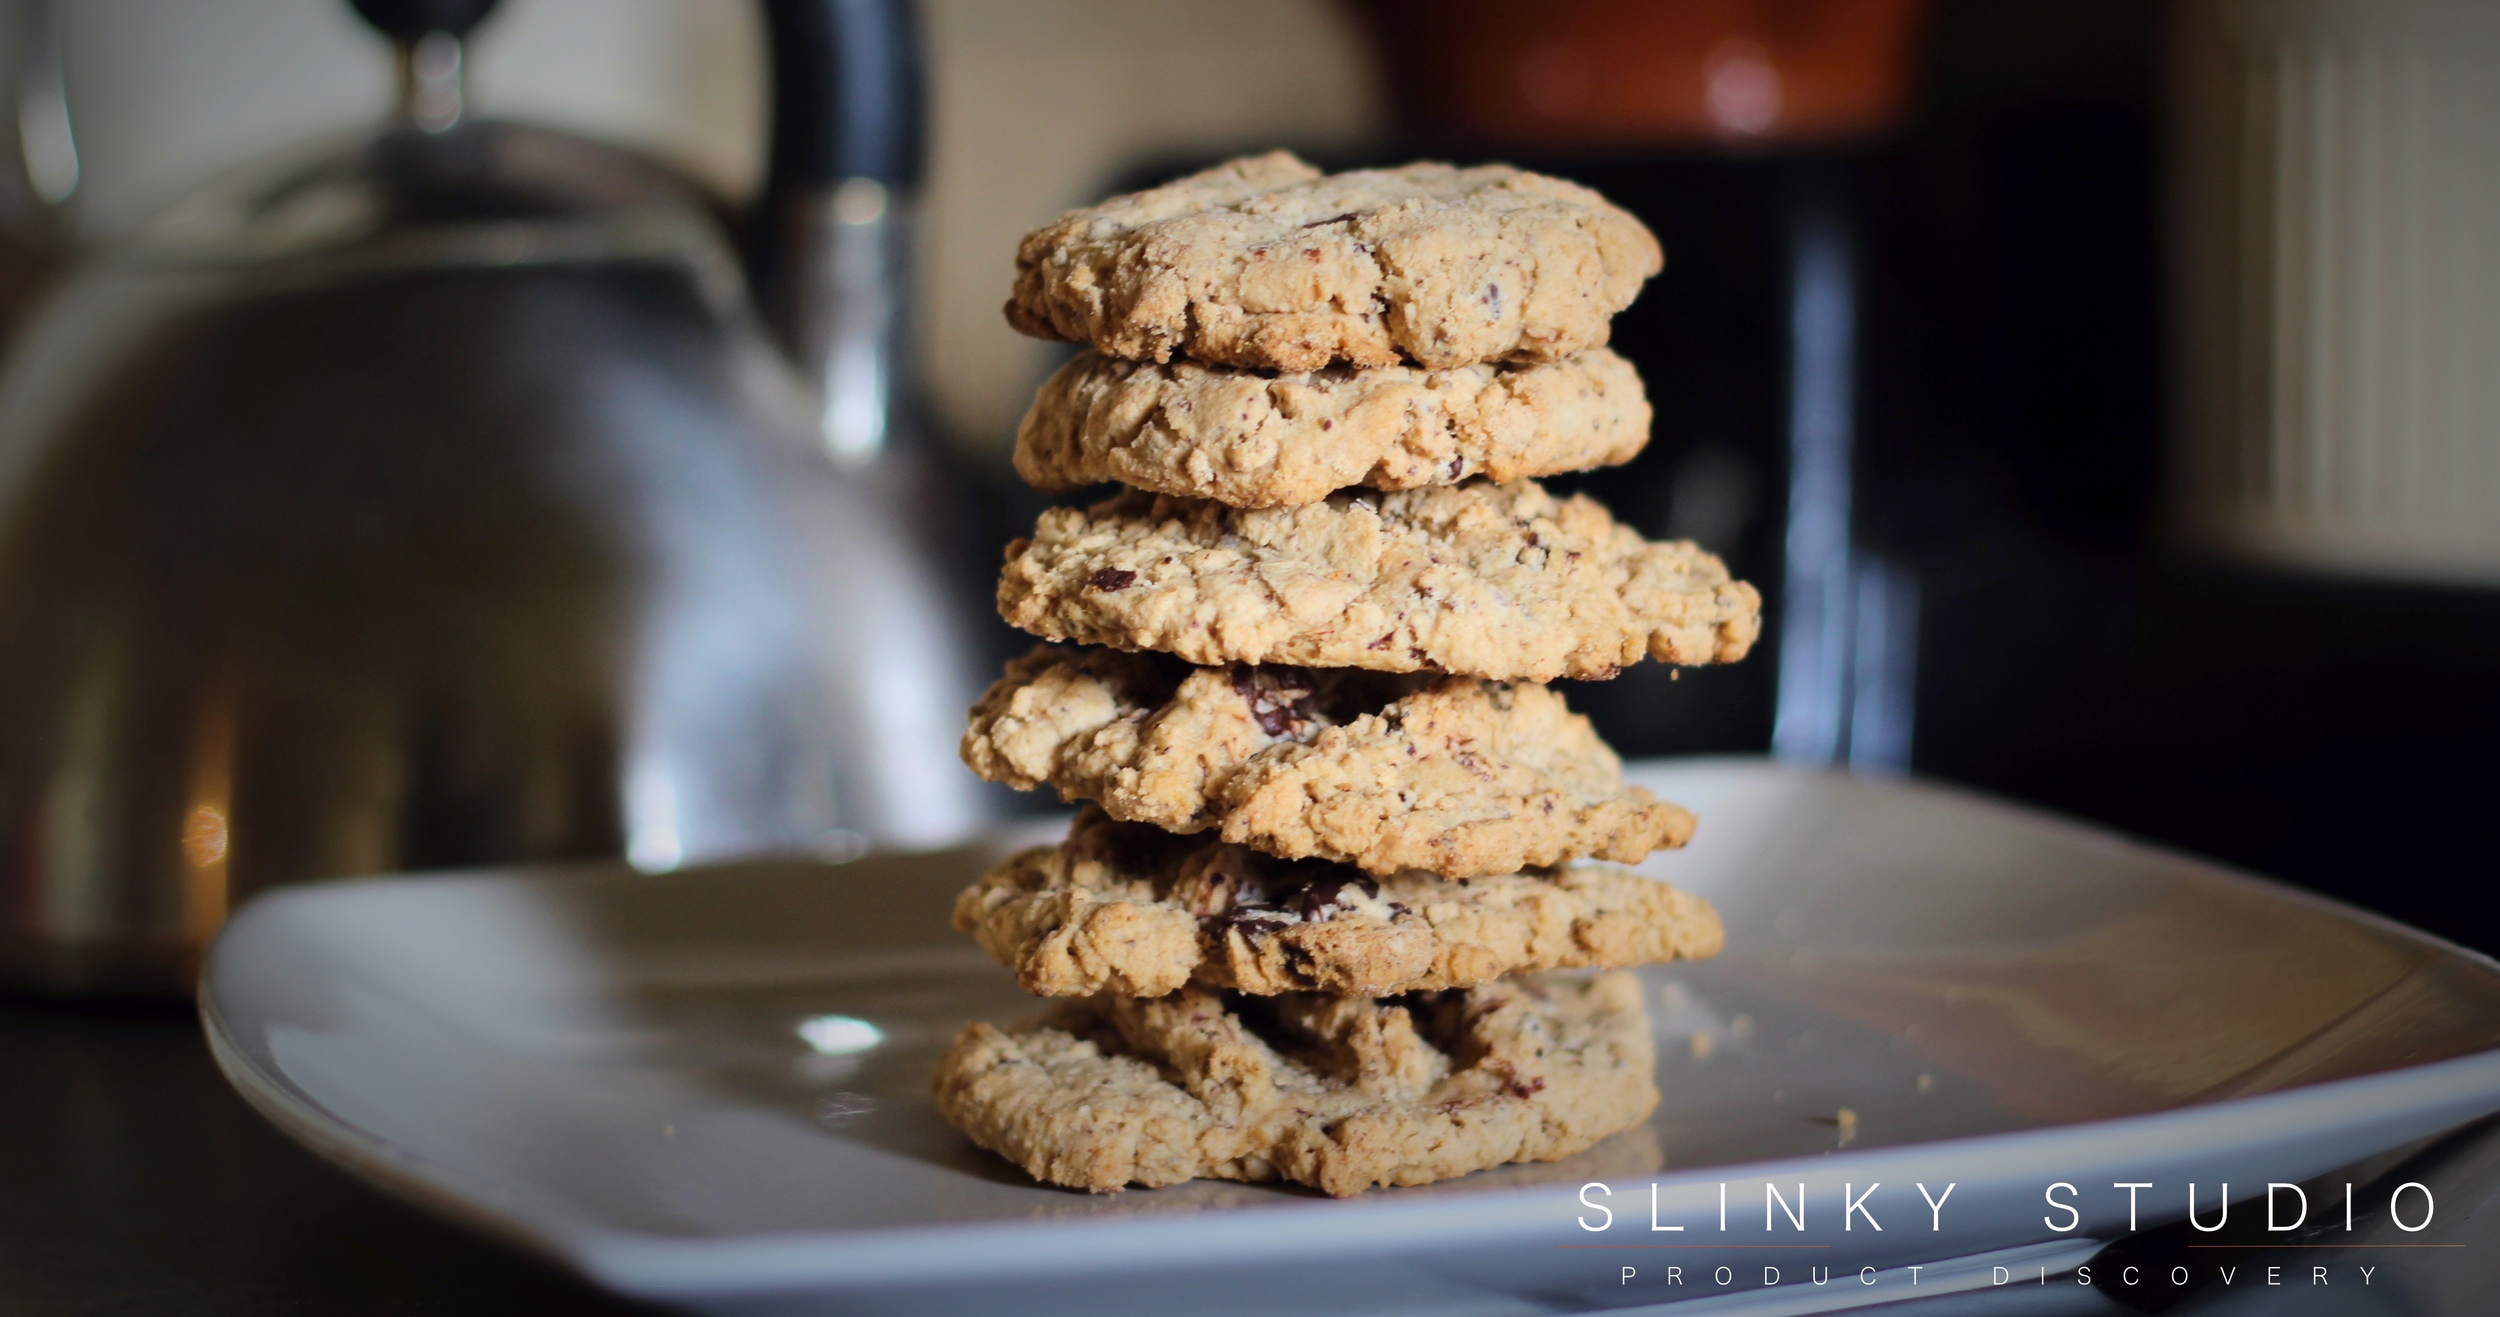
[0,106,982,992]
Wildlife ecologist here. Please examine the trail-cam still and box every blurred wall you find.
[2170,0,2500,586]
[918,0,1381,452]
[34,0,1381,457]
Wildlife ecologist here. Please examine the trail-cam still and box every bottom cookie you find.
[931,972,1656,1197]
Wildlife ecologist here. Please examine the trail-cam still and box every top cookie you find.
[1005,152,1663,373]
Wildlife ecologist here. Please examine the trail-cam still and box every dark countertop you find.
[7,992,2497,1316]
[0,994,661,1316]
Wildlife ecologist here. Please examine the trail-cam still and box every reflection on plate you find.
[202,760,2500,1315]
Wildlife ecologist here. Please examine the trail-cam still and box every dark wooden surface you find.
[0,993,668,1316]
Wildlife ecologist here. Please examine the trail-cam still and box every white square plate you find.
[200,761,2500,1314]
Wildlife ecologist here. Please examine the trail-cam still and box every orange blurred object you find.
[1353,0,1930,149]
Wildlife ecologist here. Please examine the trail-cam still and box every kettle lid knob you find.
[347,0,499,131]
[347,0,499,42]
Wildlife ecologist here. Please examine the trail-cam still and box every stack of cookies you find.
[932,153,1763,1197]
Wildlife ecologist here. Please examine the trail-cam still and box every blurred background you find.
[0,0,2490,989]
[0,3,2496,1311]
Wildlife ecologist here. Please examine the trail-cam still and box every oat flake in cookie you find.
[997,479,1762,682]
[962,645,1693,876]
[930,972,1659,1196]
[1015,347,1650,509]
[1005,152,1662,373]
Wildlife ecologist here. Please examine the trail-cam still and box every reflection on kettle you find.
[0,0,989,994]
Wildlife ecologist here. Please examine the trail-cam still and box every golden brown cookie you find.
[962,646,1692,876]
[1014,348,1649,508]
[1005,152,1662,372]
[996,479,1761,682]
[952,806,1723,999]
[930,972,1658,1196]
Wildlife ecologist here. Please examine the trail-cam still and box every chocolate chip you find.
[1448,457,1463,478]
[1298,872,1380,921]
[1300,879,1340,924]
[1088,567,1136,591]
[1204,863,1297,935]
[1507,1077,1545,1099]
[1230,665,1317,737]
[1215,908,1292,936]
[1481,283,1501,316]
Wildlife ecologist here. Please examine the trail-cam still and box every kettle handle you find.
[762,0,924,195]
[756,0,924,461]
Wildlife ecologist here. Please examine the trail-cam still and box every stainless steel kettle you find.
[0,0,988,993]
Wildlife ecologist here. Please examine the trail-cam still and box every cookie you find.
[1005,152,1662,373]
[930,971,1658,1196]
[963,646,1693,876]
[952,806,1723,999]
[1014,347,1649,508]
[996,479,1761,682]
